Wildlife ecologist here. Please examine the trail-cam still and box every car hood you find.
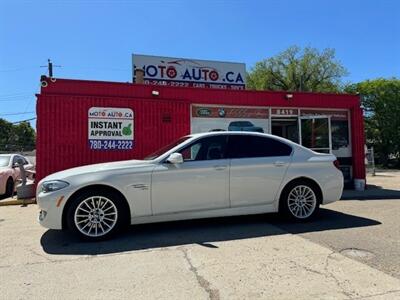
[43,159,154,181]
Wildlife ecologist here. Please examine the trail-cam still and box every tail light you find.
[333,159,340,170]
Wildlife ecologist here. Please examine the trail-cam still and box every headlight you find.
[41,180,69,193]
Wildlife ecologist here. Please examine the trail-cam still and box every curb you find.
[0,198,36,206]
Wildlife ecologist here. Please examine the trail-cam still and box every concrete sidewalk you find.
[342,170,400,200]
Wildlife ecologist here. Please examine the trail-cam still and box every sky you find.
[0,0,399,128]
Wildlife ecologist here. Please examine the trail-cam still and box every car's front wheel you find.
[280,181,320,221]
[66,190,126,241]
[5,177,14,197]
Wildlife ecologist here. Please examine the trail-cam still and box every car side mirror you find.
[166,153,183,164]
[12,162,19,168]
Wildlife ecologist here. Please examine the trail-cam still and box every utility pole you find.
[40,59,61,78]
[48,59,53,77]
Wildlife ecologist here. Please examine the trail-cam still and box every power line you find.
[0,112,35,116]
[12,118,36,124]
[0,67,40,73]
[0,92,32,97]
[0,95,34,100]
[0,99,34,102]
[66,66,130,72]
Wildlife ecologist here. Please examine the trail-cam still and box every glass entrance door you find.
[271,118,299,143]
[299,116,332,153]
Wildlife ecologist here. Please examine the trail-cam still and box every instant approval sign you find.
[88,107,134,150]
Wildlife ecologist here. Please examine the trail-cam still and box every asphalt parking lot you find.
[1,198,400,299]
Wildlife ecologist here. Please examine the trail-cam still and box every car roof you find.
[188,131,276,138]
[185,131,313,150]
[187,131,293,143]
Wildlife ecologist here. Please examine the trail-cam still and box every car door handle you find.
[274,161,286,167]
[213,165,227,171]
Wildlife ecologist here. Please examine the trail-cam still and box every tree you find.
[0,118,36,152]
[0,119,13,151]
[247,46,348,92]
[345,78,400,167]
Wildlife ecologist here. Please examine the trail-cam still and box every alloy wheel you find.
[287,185,317,219]
[74,196,118,237]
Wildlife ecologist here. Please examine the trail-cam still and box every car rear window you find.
[227,135,292,158]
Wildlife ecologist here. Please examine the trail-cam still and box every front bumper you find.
[36,187,73,230]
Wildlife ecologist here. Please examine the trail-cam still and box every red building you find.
[36,77,365,188]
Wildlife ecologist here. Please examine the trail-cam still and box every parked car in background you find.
[0,154,34,197]
[209,129,225,132]
[37,132,343,241]
[228,121,264,132]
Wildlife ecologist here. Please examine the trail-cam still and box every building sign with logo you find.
[300,109,348,120]
[133,54,246,90]
[88,107,134,150]
[191,105,269,133]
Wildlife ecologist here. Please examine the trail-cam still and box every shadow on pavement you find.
[0,192,18,201]
[0,194,12,201]
[341,184,400,200]
[41,208,381,256]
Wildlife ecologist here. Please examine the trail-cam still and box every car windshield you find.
[0,155,11,167]
[144,136,191,160]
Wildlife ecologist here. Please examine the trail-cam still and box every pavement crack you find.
[180,247,220,300]
[289,259,324,276]
[323,251,357,299]
[351,289,400,299]
[29,249,54,263]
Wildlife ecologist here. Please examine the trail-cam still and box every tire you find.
[66,189,127,241]
[5,178,14,197]
[280,180,320,221]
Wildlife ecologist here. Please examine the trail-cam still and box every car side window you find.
[12,156,19,166]
[178,135,228,161]
[227,135,292,158]
[15,156,25,165]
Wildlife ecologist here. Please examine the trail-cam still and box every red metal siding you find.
[41,78,358,109]
[37,78,365,183]
[36,93,190,181]
[350,107,366,180]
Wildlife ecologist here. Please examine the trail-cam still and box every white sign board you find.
[133,54,246,90]
[88,107,134,150]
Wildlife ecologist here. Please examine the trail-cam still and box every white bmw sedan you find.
[37,132,343,240]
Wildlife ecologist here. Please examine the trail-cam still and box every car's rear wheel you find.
[280,181,320,221]
[66,190,125,241]
[5,178,14,197]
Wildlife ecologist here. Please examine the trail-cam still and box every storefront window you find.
[301,118,330,153]
[331,120,349,150]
